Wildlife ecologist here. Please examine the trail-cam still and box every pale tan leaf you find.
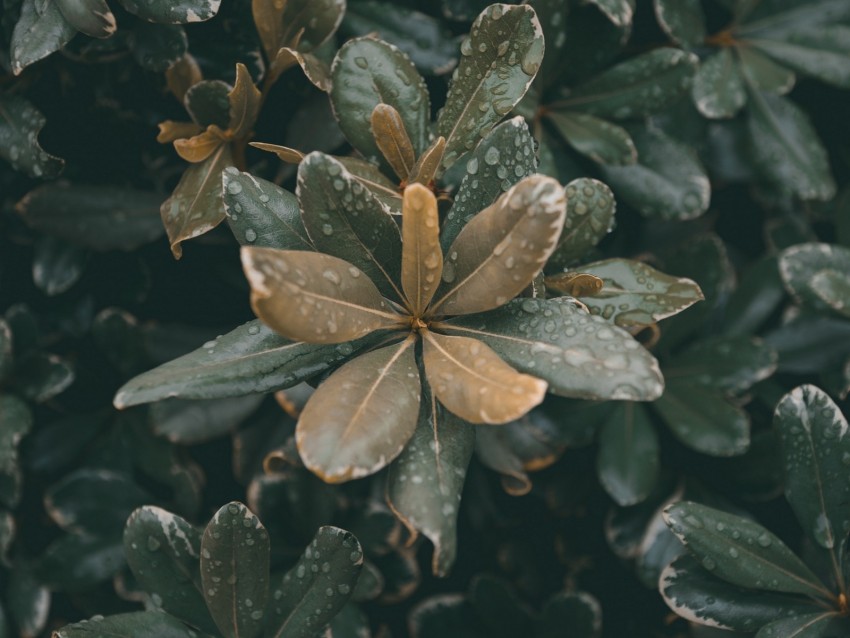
[250,142,305,163]
[422,331,546,424]
[252,0,288,60]
[271,47,331,91]
[296,337,421,482]
[241,247,404,344]
[409,136,446,186]
[429,175,566,317]
[173,130,224,163]
[371,104,416,181]
[401,184,442,316]
[166,54,203,103]
[157,120,203,144]
[227,63,262,139]
[544,272,604,297]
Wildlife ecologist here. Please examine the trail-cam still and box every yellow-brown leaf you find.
[173,130,224,163]
[227,63,262,139]
[544,272,604,297]
[166,54,203,103]
[157,120,203,144]
[371,104,416,181]
[401,184,443,316]
[409,136,446,186]
[250,142,305,164]
[252,0,288,60]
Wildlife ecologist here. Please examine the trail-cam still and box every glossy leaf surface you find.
[10,0,76,75]
[546,110,637,166]
[548,178,616,269]
[401,185,442,315]
[597,403,659,506]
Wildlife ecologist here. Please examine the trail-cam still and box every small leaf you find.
[56,0,116,38]
[401,184,442,316]
[546,110,637,166]
[387,389,474,577]
[663,501,830,599]
[371,104,416,181]
[544,272,603,297]
[201,502,269,638]
[250,142,304,164]
[117,0,221,24]
[226,63,262,139]
[436,4,544,170]
[53,611,203,638]
[755,613,845,638]
[547,178,616,269]
[442,297,664,401]
[422,331,546,425]
[161,144,234,259]
[167,55,204,103]
[744,27,850,88]
[272,48,332,91]
[0,94,64,178]
[32,236,86,296]
[158,121,204,144]
[174,130,223,163]
[811,269,850,318]
[409,136,446,186]
[431,175,566,316]
[779,243,850,312]
[692,49,747,119]
[653,0,705,47]
[267,526,363,638]
[737,44,796,94]
[296,338,420,482]
[14,352,74,403]
[597,403,659,506]
[185,80,231,129]
[10,0,76,75]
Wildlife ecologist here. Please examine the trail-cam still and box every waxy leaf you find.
[118,0,221,24]
[597,403,659,506]
[10,0,76,75]
[330,38,430,164]
[201,502,270,638]
[296,339,420,482]
[756,613,846,638]
[387,390,474,576]
[692,49,746,119]
[548,178,616,269]
[431,175,566,316]
[337,156,404,212]
[54,611,203,638]
[267,526,363,638]
[114,320,373,407]
[371,104,416,181]
[441,116,537,250]
[737,45,796,94]
[443,297,664,401]
[161,144,233,259]
[546,110,637,166]
[222,168,313,251]
[664,502,830,599]
[0,94,64,178]
[422,331,546,425]
[401,184,442,316]
[297,152,403,300]
[242,248,402,345]
[745,27,850,89]
[653,0,705,48]
[436,4,544,170]
[779,243,850,313]
[56,0,115,38]
[775,385,850,551]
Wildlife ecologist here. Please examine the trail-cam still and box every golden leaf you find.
[157,120,203,144]
[173,130,225,163]
[401,184,443,316]
[166,54,203,103]
[544,272,604,297]
[227,63,263,139]
[409,136,446,186]
[371,104,416,181]
[250,142,305,164]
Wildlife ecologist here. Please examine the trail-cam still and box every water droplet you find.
[227,180,243,195]
[321,224,334,236]
[354,57,369,69]
[245,229,257,243]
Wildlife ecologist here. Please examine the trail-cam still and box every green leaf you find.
[755,613,846,638]
[222,168,313,251]
[151,395,264,444]
[738,0,850,37]
[161,144,233,259]
[736,44,796,94]
[442,297,664,401]
[575,258,704,328]
[441,116,537,250]
[6,560,49,638]
[663,501,830,599]
[387,391,474,576]
[746,90,835,201]
[597,403,659,506]
[779,243,850,313]
[114,320,376,407]
[547,179,615,269]
[431,175,566,316]
[585,0,633,28]
[56,0,115,38]
[537,592,602,638]
[336,156,404,213]
[601,125,710,220]
[527,0,571,88]
[32,236,86,296]
[267,526,362,638]
[10,0,76,75]
[36,534,125,590]
[665,336,777,394]
[554,49,698,120]
[296,338,420,483]
[53,612,203,638]
[124,506,215,634]
[0,94,65,178]
[745,27,850,89]
[201,502,269,638]
[811,269,850,318]
[546,111,637,166]
[692,49,747,119]
[409,594,481,638]
[661,554,822,632]
[330,37,430,164]
[128,23,187,71]
[185,80,231,129]
[296,152,403,300]
[436,4,543,171]
[653,0,705,48]
[774,385,850,551]
[0,511,13,564]
[14,352,74,402]
[118,0,221,24]
[16,182,164,251]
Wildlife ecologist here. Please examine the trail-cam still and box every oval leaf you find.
[371,103,416,181]
[597,403,660,506]
[779,243,850,312]
[692,48,747,119]
[654,0,705,47]
[10,0,76,75]
[401,184,443,316]
[546,110,637,166]
[56,0,116,38]
[548,178,616,269]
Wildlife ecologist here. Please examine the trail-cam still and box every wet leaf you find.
[117,0,221,24]
[296,339,420,482]
[409,136,446,186]
[779,243,850,313]
[272,48,332,91]
[330,37,430,165]
[664,501,829,598]
[436,4,544,171]
[401,184,442,316]
[743,27,850,89]
[10,0,76,75]
[544,272,603,297]
[665,336,777,394]
[387,389,474,577]
[737,44,796,94]
[547,178,616,269]
[32,235,86,296]
[575,258,704,328]
[161,144,234,259]
[597,403,659,506]
[443,297,663,401]
[56,0,115,38]
[546,110,637,166]
[692,49,746,119]
[297,152,403,301]
[371,104,416,181]
[0,94,64,178]
[225,63,262,139]
[653,0,705,47]
[201,502,269,638]
[337,156,404,213]
[151,395,263,444]
[431,175,566,316]
[53,611,202,637]
[755,612,845,638]
[222,168,313,251]
[267,526,363,638]
[128,23,187,71]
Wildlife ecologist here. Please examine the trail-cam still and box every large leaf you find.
[295,338,420,482]
[0,94,64,178]
[117,0,221,24]
[114,320,375,407]
[441,297,664,401]
[437,4,543,171]
[663,501,831,599]
[54,611,203,638]
[597,403,659,506]
[401,184,442,315]
[774,385,850,551]
[664,336,777,394]
[547,178,616,269]
[692,49,747,119]
[546,110,637,166]
[422,331,546,425]
[161,144,233,259]
[330,37,430,163]
[296,152,403,300]
[201,502,270,638]
[387,389,474,577]
[242,247,403,345]
[10,0,76,75]
[430,175,566,316]
[779,243,850,312]
[653,0,705,48]
[267,526,363,638]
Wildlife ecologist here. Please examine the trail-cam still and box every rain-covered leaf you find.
[663,501,830,599]
[32,236,86,296]
[53,611,202,638]
[296,339,420,483]
[436,4,543,171]
[128,23,187,71]
[692,49,747,119]
[654,0,705,47]
[0,94,64,178]
[547,178,616,269]
[546,110,637,166]
[401,184,442,315]
[779,243,850,313]
[118,0,221,24]
[371,104,416,181]
[201,502,269,638]
[442,297,664,401]
[10,0,76,75]
[597,403,659,506]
